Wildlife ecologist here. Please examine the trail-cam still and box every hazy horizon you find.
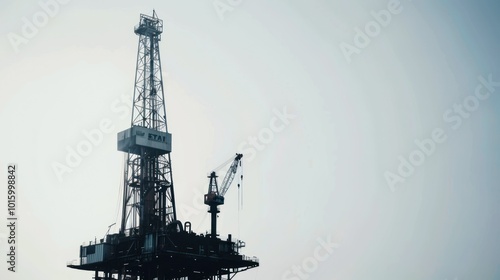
[1,1,500,279]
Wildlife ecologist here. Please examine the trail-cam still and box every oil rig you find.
[67,11,259,280]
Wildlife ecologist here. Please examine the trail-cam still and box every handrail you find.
[66,259,80,266]
[242,255,259,263]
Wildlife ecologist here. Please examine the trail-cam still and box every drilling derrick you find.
[118,10,176,237]
[68,11,259,280]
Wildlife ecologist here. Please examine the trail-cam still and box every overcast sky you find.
[1,1,500,279]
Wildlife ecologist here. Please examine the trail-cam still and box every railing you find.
[67,256,89,266]
[134,20,163,35]
[134,23,143,32]
[242,255,259,263]
[66,259,80,266]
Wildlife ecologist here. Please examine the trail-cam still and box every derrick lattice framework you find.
[120,10,176,236]
[67,11,259,280]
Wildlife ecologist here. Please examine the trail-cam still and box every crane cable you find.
[211,154,236,174]
[115,154,126,226]
[109,153,126,237]
[237,160,243,237]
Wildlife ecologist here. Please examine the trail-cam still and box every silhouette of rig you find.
[67,11,258,280]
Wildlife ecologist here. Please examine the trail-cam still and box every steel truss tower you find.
[119,10,176,236]
[68,11,259,280]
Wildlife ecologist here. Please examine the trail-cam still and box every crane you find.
[68,11,259,279]
[204,153,243,238]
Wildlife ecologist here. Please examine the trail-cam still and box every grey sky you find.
[1,1,500,279]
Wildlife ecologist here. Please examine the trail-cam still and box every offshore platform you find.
[67,11,259,280]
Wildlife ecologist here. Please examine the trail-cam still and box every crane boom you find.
[219,153,243,197]
[68,12,259,279]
